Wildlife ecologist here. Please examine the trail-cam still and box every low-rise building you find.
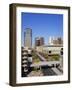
[36,45,63,55]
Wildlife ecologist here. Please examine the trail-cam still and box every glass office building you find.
[24,28,32,48]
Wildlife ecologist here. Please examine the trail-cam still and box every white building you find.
[48,36,54,45]
[43,45,63,55]
[36,45,63,55]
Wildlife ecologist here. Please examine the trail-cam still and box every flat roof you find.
[43,45,63,47]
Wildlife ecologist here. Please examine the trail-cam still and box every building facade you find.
[35,37,44,46]
[48,36,54,45]
[24,28,32,48]
[42,45,63,55]
[48,36,63,45]
[36,45,63,55]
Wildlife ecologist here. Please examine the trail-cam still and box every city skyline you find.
[21,12,63,46]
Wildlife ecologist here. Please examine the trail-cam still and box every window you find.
[49,51,51,53]
[60,51,63,55]
[61,48,63,50]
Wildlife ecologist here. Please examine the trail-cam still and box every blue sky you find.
[21,12,63,46]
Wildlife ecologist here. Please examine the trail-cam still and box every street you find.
[27,51,63,77]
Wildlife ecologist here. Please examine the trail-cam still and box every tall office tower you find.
[48,36,63,45]
[53,37,63,45]
[24,28,32,48]
[48,36,54,45]
[57,37,63,45]
[35,37,44,46]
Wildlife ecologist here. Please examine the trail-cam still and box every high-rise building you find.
[48,36,54,45]
[53,37,63,45]
[35,37,44,46]
[57,37,63,44]
[48,36,63,45]
[24,28,32,48]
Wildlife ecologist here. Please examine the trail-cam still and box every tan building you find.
[48,37,63,45]
[35,37,44,46]
[36,45,63,55]
[43,45,63,55]
[24,28,32,48]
